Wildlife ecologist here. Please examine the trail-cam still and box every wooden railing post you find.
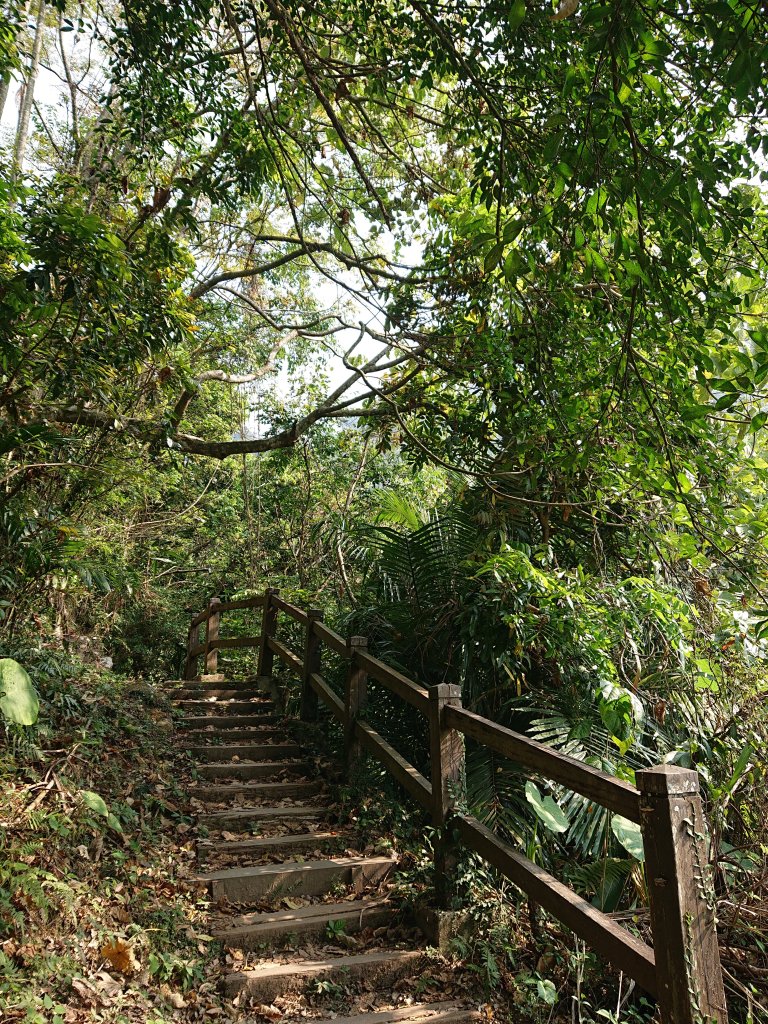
[184,621,199,680]
[344,636,368,772]
[257,587,279,679]
[203,597,221,678]
[428,683,465,908]
[636,765,727,1024]
[300,609,323,721]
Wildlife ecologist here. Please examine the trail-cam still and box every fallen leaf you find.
[71,978,99,1007]
[101,937,140,976]
[94,971,123,999]
[254,1003,283,1019]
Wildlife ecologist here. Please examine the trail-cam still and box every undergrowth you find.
[0,662,220,1023]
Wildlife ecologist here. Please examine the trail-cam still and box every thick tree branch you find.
[188,236,424,299]
[30,342,422,459]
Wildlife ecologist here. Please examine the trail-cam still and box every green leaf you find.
[106,813,123,833]
[525,781,569,833]
[641,73,664,97]
[611,816,644,861]
[0,659,39,725]
[536,978,557,1005]
[484,242,504,274]
[80,790,109,817]
[508,0,526,32]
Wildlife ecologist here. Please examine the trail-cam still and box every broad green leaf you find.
[611,816,644,861]
[508,0,526,32]
[81,790,109,817]
[536,979,557,1005]
[525,782,569,833]
[0,659,39,725]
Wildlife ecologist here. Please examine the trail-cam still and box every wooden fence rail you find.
[184,588,727,1024]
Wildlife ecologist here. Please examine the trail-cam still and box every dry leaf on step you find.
[71,978,100,1007]
[159,983,186,1008]
[254,1003,283,1020]
[100,937,140,976]
[94,971,123,999]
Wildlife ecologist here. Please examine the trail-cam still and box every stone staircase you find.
[171,676,480,1021]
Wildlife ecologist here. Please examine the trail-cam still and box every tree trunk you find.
[12,0,46,176]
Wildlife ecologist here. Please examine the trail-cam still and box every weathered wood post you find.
[202,597,221,679]
[300,609,324,721]
[428,683,465,909]
[184,620,200,680]
[257,587,279,679]
[636,765,727,1024]
[344,636,368,772]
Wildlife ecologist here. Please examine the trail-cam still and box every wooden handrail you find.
[309,672,345,722]
[181,585,727,1023]
[355,651,430,713]
[213,636,262,650]
[267,636,303,676]
[455,814,658,994]
[313,620,349,657]
[218,595,265,613]
[273,596,309,624]
[355,719,432,810]
[445,706,641,823]
[191,608,210,627]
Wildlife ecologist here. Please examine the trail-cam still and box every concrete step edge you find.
[198,805,328,823]
[199,855,395,884]
[311,1003,482,1024]
[222,949,424,999]
[188,744,304,760]
[214,896,394,933]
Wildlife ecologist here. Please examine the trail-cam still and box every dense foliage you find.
[2,0,768,1019]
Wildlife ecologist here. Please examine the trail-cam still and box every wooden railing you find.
[184,589,727,1024]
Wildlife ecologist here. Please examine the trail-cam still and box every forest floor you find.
[3,668,743,1024]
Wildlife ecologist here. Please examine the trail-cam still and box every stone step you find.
[190,742,304,762]
[223,949,423,1000]
[201,855,395,901]
[170,689,273,701]
[198,830,347,864]
[313,1003,481,1024]
[178,715,281,730]
[177,704,280,720]
[190,779,323,803]
[213,897,396,949]
[174,696,274,712]
[196,760,314,781]
[166,677,270,689]
[182,727,289,743]
[198,805,328,830]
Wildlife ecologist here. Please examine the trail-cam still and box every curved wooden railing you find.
[184,589,726,1024]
